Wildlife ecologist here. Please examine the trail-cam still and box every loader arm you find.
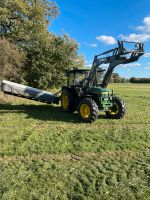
[87,41,144,88]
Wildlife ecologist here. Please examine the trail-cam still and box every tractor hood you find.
[89,87,112,94]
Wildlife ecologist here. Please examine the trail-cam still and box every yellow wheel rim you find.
[108,104,119,115]
[80,104,90,119]
[62,94,69,109]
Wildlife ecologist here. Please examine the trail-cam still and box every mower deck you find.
[1,80,59,104]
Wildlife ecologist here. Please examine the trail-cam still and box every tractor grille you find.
[98,92,113,110]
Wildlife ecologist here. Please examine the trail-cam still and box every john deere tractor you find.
[61,41,144,122]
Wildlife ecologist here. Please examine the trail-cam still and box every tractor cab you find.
[66,68,90,87]
[66,67,106,87]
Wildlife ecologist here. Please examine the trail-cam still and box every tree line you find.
[110,76,150,84]
[130,77,150,83]
[0,0,84,89]
[110,73,126,83]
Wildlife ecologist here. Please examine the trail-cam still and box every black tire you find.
[78,98,98,123]
[106,97,126,119]
[61,89,75,112]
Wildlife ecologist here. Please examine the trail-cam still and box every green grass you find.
[0,84,150,199]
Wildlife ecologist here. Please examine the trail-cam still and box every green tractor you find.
[61,41,144,122]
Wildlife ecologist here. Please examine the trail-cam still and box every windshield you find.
[75,71,89,85]
[96,69,105,84]
[89,67,106,86]
[68,71,90,86]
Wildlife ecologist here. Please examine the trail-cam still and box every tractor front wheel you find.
[78,98,98,123]
[106,97,125,119]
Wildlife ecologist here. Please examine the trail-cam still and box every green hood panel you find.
[89,87,112,93]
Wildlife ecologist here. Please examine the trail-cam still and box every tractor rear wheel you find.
[61,89,75,112]
[78,98,98,123]
[106,97,125,119]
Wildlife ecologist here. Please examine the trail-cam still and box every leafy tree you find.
[0,0,58,43]
[0,0,83,88]
[110,73,126,83]
[25,33,82,88]
[0,38,25,82]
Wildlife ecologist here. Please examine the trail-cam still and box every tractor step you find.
[1,80,60,104]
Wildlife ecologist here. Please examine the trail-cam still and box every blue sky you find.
[50,0,150,78]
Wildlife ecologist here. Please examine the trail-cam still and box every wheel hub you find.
[108,103,119,115]
[62,95,69,109]
[80,104,90,118]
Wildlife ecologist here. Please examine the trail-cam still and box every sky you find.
[50,0,150,78]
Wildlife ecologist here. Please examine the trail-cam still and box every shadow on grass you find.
[0,103,108,123]
[0,103,81,123]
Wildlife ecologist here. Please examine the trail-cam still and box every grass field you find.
[0,84,150,200]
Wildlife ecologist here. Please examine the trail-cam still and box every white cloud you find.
[136,16,150,32]
[130,63,141,67]
[120,63,141,68]
[119,33,150,43]
[143,53,150,57]
[88,43,98,48]
[118,16,150,43]
[95,16,150,46]
[96,35,117,45]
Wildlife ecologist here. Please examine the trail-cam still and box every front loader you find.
[61,41,144,122]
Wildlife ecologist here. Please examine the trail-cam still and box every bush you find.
[0,38,25,82]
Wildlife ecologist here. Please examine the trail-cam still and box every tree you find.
[0,0,83,89]
[113,73,120,83]
[0,0,58,43]
[0,38,25,82]
[111,73,126,83]
[130,77,150,83]
[25,34,82,88]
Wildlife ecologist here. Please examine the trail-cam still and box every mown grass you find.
[0,84,150,199]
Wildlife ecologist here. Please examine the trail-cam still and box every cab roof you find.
[67,68,91,74]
